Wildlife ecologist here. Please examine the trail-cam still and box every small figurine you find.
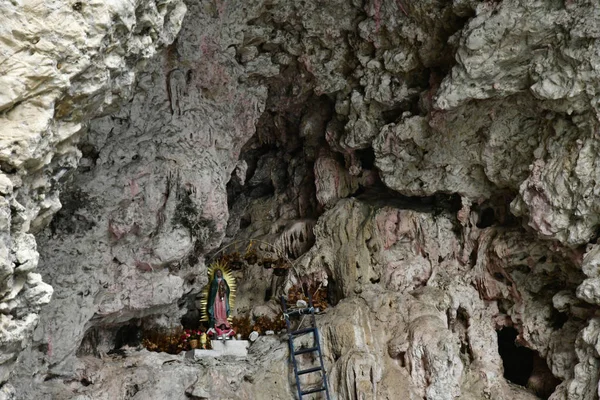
[199,331,208,349]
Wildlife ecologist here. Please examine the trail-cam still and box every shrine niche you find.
[200,260,237,339]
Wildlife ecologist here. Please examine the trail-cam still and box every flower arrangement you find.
[288,283,328,311]
[142,327,185,354]
[271,258,290,276]
[253,314,286,334]
[211,239,290,273]
[181,329,202,341]
[141,326,214,353]
[231,314,287,338]
[181,329,209,349]
[221,251,245,270]
[231,316,253,339]
[243,247,258,265]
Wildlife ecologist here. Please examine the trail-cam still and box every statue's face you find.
[216,270,222,278]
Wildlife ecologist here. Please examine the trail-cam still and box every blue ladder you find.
[281,293,331,400]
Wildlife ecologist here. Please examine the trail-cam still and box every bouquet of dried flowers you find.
[142,327,185,354]
[180,329,209,349]
[253,314,286,334]
[180,329,211,349]
[288,283,328,311]
[232,315,253,339]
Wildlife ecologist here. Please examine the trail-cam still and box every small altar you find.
[185,340,250,359]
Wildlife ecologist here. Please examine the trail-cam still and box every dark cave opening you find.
[497,327,533,387]
[180,294,202,331]
[327,276,342,306]
[113,321,143,350]
[356,147,376,170]
[77,319,145,358]
[239,215,252,229]
[476,207,495,228]
[550,308,569,330]
[497,327,562,399]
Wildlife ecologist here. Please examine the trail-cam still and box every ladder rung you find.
[298,366,322,375]
[291,327,315,336]
[286,307,313,317]
[294,346,319,355]
[301,387,326,396]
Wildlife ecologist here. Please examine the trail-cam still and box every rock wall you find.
[6,0,270,394]
[4,0,600,399]
[0,0,185,387]
[299,198,584,400]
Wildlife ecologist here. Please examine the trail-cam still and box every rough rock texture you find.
[436,0,600,246]
[5,0,600,399]
[8,0,269,388]
[13,337,290,400]
[0,0,185,385]
[292,198,583,400]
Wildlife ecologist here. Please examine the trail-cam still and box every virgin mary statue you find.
[201,261,236,330]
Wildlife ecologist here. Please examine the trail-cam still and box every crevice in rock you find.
[498,327,534,387]
[80,377,91,387]
[264,287,272,302]
[327,277,341,307]
[112,320,143,351]
[77,142,100,172]
[125,383,140,398]
[497,326,561,399]
[470,192,521,230]
[476,207,495,229]
[49,187,95,236]
[0,161,18,174]
[550,309,569,330]
[355,148,376,171]
[355,187,462,217]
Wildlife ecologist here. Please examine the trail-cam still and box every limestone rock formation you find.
[437,0,600,246]
[294,198,582,399]
[12,337,290,400]
[3,0,600,399]
[7,0,271,390]
[0,0,185,386]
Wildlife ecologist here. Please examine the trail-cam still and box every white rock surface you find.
[435,0,600,245]
[0,0,186,384]
[185,340,250,359]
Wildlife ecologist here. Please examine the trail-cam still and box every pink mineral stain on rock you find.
[373,0,382,33]
[376,209,399,250]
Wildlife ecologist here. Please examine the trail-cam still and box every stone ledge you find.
[185,340,250,359]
